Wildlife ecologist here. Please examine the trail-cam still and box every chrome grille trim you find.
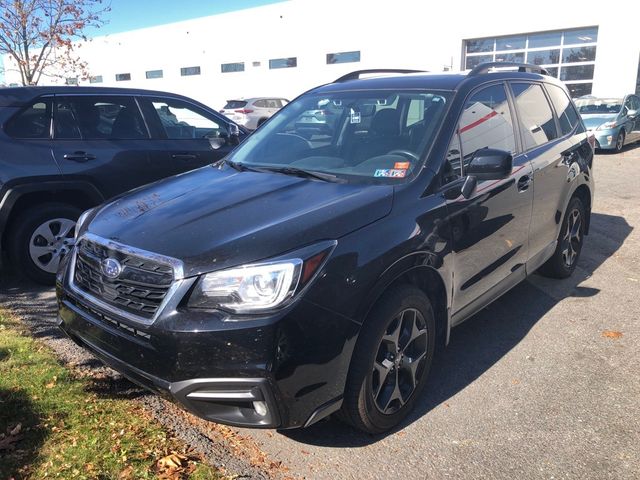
[68,233,185,326]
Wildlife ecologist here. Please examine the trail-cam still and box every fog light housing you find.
[253,400,268,417]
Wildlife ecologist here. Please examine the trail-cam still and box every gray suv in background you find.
[0,86,246,284]
[220,97,289,130]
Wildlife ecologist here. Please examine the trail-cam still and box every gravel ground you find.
[1,145,639,479]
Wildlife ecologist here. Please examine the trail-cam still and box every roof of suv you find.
[315,69,565,95]
[0,86,200,107]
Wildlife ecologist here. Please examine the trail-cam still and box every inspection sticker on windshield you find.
[374,169,406,178]
[350,109,361,124]
[394,162,410,170]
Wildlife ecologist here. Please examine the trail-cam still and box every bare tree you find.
[0,0,109,85]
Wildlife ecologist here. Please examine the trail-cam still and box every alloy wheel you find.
[561,209,582,268]
[29,218,76,274]
[371,308,428,415]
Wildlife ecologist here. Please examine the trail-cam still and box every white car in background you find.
[220,97,289,130]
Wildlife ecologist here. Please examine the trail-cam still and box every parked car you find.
[0,86,247,284]
[57,63,593,434]
[575,94,640,152]
[220,97,289,130]
[294,98,345,137]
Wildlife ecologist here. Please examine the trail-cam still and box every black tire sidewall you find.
[616,130,625,152]
[8,203,82,284]
[346,285,436,433]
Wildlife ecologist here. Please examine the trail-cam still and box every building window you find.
[221,62,245,73]
[252,61,261,67]
[180,66,201,76]
[146,69,163,79]
[89,75,103,84]
[327,51,361,64]
[269,57,297,69]
[115,73,131,81]
[464,26,598,98]
[65,77,78,85]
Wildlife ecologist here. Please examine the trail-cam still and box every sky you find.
[86,0,286,37]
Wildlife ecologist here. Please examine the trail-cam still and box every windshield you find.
[575,98,623,114]
[227,89,452,184]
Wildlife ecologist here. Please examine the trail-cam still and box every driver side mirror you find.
[461,148,513,199]
[627,109,638,119]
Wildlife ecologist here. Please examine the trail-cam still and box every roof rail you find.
[469,62,549,76]
[334,69,426,83]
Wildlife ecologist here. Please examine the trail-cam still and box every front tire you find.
[340,285,435,434]
[8,203,81,285]
[614,130,625,153]
[538,196,586,279]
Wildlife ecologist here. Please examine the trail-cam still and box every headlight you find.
[188,244,335,314]
[189,260,302,313]
[597,121,617,130]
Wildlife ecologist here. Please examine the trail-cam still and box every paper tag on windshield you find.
[350,109,361,124]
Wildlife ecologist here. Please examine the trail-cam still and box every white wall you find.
[3,0,639,105]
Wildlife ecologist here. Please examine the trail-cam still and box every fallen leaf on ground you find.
[602,330,623,339]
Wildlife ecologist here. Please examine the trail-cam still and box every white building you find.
[3,0,639,108]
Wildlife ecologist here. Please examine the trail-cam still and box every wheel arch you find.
[0,181,104,251]
[357,253,451,349]
[571,183,592,235]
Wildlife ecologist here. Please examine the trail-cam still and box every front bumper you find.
[56,257,357,429]
[589,128,618,150]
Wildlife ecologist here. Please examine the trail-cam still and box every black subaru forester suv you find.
[57,63,594,434]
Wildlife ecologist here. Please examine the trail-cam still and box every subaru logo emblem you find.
[101,258,122,279]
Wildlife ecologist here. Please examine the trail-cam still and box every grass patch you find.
[0,312,222,479]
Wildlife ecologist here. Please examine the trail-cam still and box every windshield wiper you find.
[224,159,263,172]
[259,166,342,183]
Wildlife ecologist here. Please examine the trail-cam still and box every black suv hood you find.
[87,165,394,277]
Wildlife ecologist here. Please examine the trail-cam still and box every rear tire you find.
[8,203,81,285]
[339,285,435,434]
[538,196,586,279]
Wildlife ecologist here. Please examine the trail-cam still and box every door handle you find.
[171,153,198,160]
[63,151,96,162]
[517,175,531,192]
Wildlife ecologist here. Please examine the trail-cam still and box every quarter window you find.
[6,101,51,139]
[546,84,580,136]
[511,83,558,149]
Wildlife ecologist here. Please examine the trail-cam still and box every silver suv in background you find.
[220,97,289,130]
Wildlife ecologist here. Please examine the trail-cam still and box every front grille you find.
[73,238,174,320]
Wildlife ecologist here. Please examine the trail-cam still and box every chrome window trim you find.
[68,232,185,326]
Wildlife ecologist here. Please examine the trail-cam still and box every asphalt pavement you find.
[1,145,639,479]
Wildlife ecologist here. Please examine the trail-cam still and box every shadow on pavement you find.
[280,212,632,446]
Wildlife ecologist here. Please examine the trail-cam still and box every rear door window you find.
[6,100,52,139]
[545,84,580,136]
[54,96,148,140]
[511,83,558,150]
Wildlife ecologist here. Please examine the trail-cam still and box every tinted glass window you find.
[562,46,596,63]
[253,99,268,108]
[115,73,131,81]
[269,57,297,69]
[563,27,598,45]
[511,83,558,149]
[466,38,494,53]
[496,35,525,50]
[527,49,560,65]
[54,97,147,140]
[495,52,524,63]
[565,83,592,98]
[528,31,562,48]
[326,51,360,64]
[224,100,247,109]
[151,99,227,141]
[146,69,163,79]
[181,66,201,76]
[221,62,245,73]
[89,75,103,84]
[560,64,594,81]
[6,101,51,139]
[466,54,493,69]
[546,84,579,136]
[456,84,516,172]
